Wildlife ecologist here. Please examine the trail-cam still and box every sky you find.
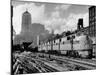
[12,0,91,35]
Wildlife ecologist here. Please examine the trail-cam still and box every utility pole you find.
[51,29,54,51]
[71,38,73,51]
[49,29,54,59]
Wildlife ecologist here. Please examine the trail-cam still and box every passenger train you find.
[38,33,93,58]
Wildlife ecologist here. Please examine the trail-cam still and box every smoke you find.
[43,12,89,34]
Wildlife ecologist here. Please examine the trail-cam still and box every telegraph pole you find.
[49,29,54,59]
[51,29,54,51]
[70,37,73,51]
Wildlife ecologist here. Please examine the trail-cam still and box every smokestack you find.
[77,18,83,30]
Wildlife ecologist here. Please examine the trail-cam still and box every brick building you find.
[89,6,96,37]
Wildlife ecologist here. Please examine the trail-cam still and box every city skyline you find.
[12,1,91,35]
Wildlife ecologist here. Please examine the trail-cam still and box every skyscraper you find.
[89,6,96,37]
[89,6,96,57]
[21,9,32,33]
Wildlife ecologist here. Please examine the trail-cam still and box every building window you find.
[89,11,91,17]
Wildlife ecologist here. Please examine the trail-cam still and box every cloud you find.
[43,14,67,34]
[44,18,66,33]
[64,13,89,31]
[13,3,45,34]
[43,12,89,34]
[42,4,72,34]
[55,4,71,10]
[51,11,60,18]
[60,5,71,10]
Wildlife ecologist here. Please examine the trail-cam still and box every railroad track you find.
[25,53,96,70]
[51,56,96,70]
[37,57,87,71]
[13,55,59,74]
[37,53,96,70]
[25,56,59,72]
[36,60,59,72]
[13,52,96,74]
[13,57,41,74]
[42,64,58,72]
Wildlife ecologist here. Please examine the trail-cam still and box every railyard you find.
[13,51,96,75]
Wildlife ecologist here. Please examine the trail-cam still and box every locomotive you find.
[38,33,93,58]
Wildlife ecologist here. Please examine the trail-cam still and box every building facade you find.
[21,10,32,33]
[89,6,96,57]
[89,6,96,37]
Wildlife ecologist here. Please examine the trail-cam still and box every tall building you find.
[21,10,32,33]
[89,6,96,57]
[89,6,96,37]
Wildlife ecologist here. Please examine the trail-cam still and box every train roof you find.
[40,26,90,44]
